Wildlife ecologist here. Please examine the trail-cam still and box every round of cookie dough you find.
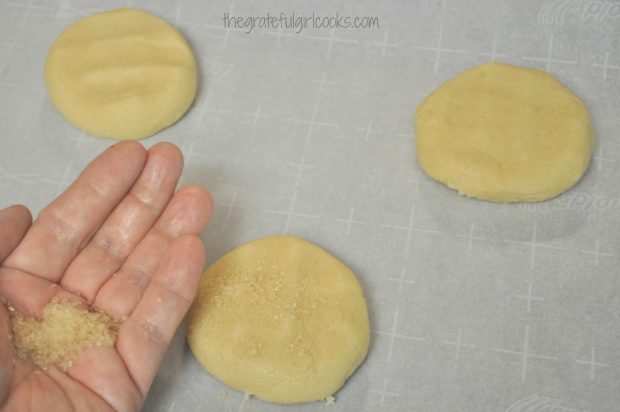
[415,62,594,202]
[187,236,370,404]
[45,8,197,140]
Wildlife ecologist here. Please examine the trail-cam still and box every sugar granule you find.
[9,298,119,370]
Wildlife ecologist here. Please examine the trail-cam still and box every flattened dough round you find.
[187,236,370,404]
[45,8,197,140]
[415,62,594,202]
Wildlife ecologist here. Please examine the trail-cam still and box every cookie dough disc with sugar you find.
[187,236,370,404]
[415,62,594,202]
[45,8,197,140]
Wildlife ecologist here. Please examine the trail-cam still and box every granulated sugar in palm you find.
[9,298,119,370]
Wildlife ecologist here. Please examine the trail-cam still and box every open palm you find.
[0,141,213,412]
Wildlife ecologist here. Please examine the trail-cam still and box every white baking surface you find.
[1,0,619,411]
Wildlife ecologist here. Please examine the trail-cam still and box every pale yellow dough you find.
[415,62,594,202]
[45,8,197,140]
[187,236,370,404]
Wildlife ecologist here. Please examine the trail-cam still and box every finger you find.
[4,141,147,282]
[94,185,212,320]
[116,235,205,396]
[61,142,184,301]
[0,205,32,263]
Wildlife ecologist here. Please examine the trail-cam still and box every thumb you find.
[0,204,32,405]
[0,304,13,406]
[0,205,32,263]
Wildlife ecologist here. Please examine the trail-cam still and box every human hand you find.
[0,141,213,412]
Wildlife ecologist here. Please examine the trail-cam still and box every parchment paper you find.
[1,1,619,411]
